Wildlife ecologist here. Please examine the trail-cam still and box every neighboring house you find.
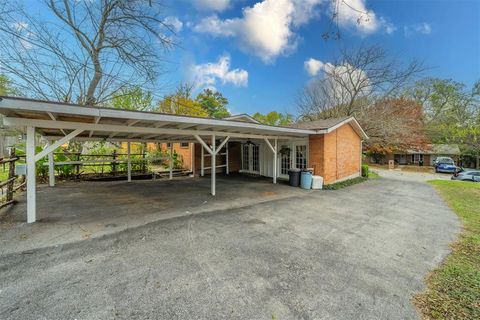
[222,114,260,123]
[367,144,461,166]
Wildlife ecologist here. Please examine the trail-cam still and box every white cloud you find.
[193,0,230,12]
[164,16,183,33]
[404,22,432,37]
[335,0,393,35]
[194,0,324,63]
[193,15,237,37]
[191,55,248,89]
[304,58,325,76]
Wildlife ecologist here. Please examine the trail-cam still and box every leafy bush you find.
[53,152,75,177]
[361,164,369,177]
[146,149,183,169]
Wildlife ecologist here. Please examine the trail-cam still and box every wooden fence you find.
[46,151,151,178]
[0,148,25,209]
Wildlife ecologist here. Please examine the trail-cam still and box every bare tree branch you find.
[0,0,175,105]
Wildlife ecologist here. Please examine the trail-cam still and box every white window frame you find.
[276,141,308,179]
[411,154,424,163]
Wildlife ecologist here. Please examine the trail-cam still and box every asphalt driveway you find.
[0,177,459,320]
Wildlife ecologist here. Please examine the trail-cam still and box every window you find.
[180,142,189,148]
[166,142,171,148]
[295,145,307,169]
[411,154,423,163]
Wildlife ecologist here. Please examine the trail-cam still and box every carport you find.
[0,96,318,223]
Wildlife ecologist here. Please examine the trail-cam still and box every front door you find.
[242,143,259,174]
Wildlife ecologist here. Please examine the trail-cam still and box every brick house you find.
[143,116,366,185]
[366,144,461,166]
[193,116,367,185]
[0,96,369,221]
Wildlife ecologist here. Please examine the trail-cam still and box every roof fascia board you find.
[324,117,369,140]
[0,97,314,136]
[4,117,307,140]
[1,98,100,117]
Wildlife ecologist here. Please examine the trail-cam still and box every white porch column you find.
[26,126,36,223]
[211,135,216,196]
[47,140,55,187]
[226,141,229,175]
[169,142,173,180]
[127,142,132,182]
[273,138,277,184]
[201,145,205,177]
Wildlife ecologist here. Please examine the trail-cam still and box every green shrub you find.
[361,164,369,177]
[324,177,367,190]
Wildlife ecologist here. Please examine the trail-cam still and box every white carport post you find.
[25,127,83,223]
[47,140,55,187]
[200,145,204,177]
[194,135,230,196]
[264,137,278,184]
[211,135,216,195]
[226,141,229,175]
[127,142,132,182]
[169,142,173,180]
[26,126,36,223]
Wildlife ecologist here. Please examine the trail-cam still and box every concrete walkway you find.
[372,168,451,182]
[0,177,459,319]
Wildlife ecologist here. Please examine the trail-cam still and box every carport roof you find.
[0,96,316,142]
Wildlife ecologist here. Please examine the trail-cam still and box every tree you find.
[407,78,480,163]
[359,98,429,153]
[296,45,426,153]
[196,89,230,119]
[111,86,153,111]
[297,45,424,119]
[156,83,208,117]
[0,0,175,105]
[0,74,19,96]
[252,111,294,126]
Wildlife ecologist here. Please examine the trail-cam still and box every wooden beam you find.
[89,116,101,137]
[194,135,214,155]
[5,117,286,141]
[215,136,230,155]
[34,129,83,162]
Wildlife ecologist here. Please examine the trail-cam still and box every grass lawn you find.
[0,164,10,181]
[414,180,480,320]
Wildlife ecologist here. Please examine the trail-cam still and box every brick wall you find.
[308,123,361,184]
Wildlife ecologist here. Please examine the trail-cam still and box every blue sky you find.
[160,0,480,116]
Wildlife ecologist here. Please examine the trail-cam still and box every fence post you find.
[112,149,117,175]
[75,152,80,178]
[6,148,15,202]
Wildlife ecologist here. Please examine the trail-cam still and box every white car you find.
[451,170,480,182]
